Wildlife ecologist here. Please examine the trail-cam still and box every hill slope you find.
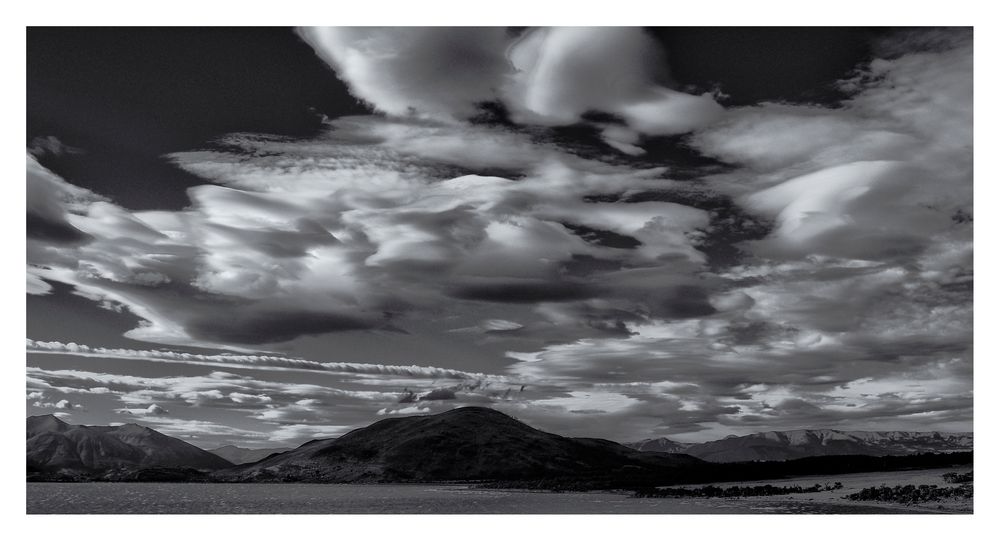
[215,407,701,483]
[208,445,293,465]
[27,415,233,475]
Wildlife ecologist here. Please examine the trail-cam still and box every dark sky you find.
[26,27,972,448]
[27,27,368,209]
[27,27,885,208]
[652,27,884,105]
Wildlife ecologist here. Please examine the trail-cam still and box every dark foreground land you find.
[28,467,971,514]
[27,476,939,514]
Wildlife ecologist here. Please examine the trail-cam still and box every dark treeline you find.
[27,466,216,483]
[31,451,973,489]
[634,482,842,499]
[476,452,973,491]
[845,483,973,504]
[942,471,973,484]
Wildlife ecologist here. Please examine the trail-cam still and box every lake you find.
[26,483,917,514]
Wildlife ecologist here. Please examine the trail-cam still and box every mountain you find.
[626,429,973,463]
[208,445,292,465]
[626,437,692,454]
[27,414,233,476]
[214,407,702,483]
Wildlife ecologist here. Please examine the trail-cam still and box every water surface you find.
[27,483,917,514]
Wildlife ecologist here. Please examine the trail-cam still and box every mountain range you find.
[27,414,232,478]
[626,429,973,463]
[213,407,700,482]
[27,409,974,484]
[208,445,293,465]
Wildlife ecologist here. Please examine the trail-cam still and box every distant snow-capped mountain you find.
[625,437,692,454]
[625,429,972,463]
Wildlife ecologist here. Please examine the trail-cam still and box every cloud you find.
[504,27,724,137]
[377,405,430,416]
[31,398,80,410]
[113,416,271,444]
[228,392,273,405]
[298,27,723,150]
[27,273,53,295]
[253,402,326,424]
[28,135,84,158]
[27,358,518,446]
[267,424,350,443]
[481,319,523,332]
[742,161,947,260]
[26,154,101,245]
[419,388,456,401]
[25,28,971,443]
[30,113,714,349]
[691,28,971,265]
[186,309,378,344]
[27,339,508,382]
[144,404,169,416]
[448,279,598,304]
[297,27,510,121]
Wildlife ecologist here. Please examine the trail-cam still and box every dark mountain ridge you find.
[213,407,701,483]
[27,414,232,478]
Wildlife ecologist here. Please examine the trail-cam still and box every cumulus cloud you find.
[298,27,723,151]
[116,403,170,417]
[31,398,81,410]
[505,28,723,137]
[297,27,510,121]
[377,405,431,416]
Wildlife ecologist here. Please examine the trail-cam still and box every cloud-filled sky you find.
[26,27,972,448]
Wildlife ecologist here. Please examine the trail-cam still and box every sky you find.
[25,27,973,449]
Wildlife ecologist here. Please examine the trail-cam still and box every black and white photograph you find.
[20,7,983,522]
